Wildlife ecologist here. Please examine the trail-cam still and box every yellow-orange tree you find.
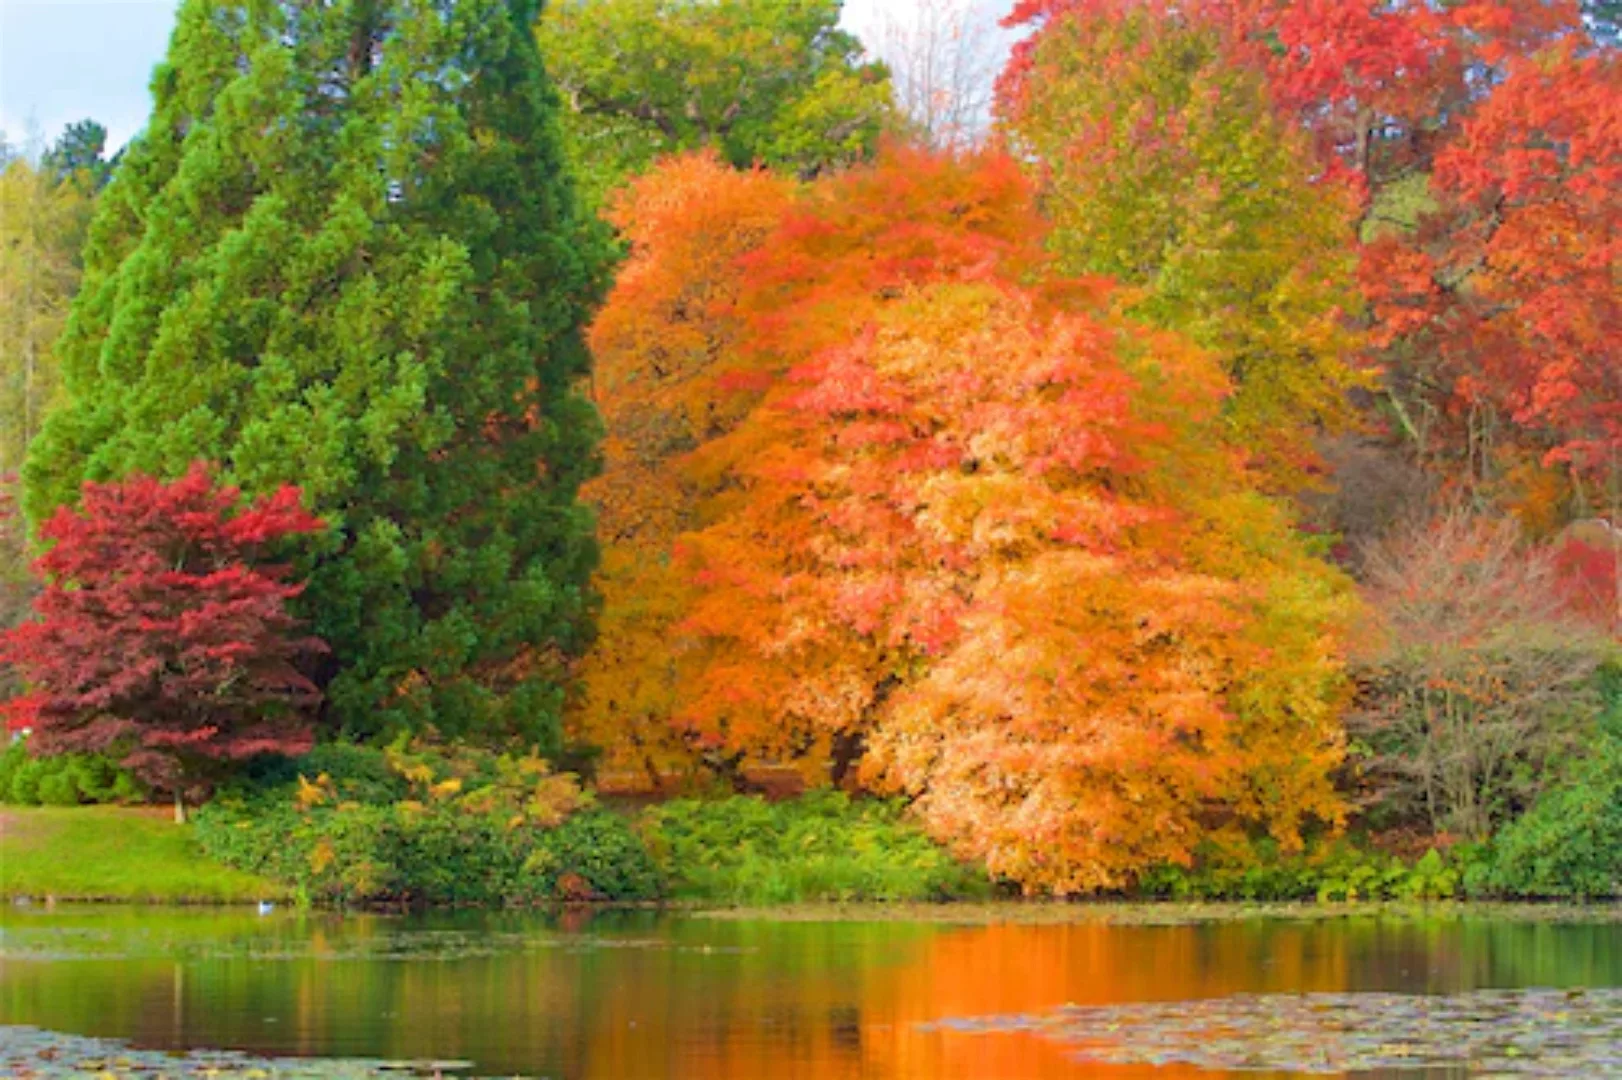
[584,148,1354,889]
[998,1,1365,487]
[570,154,793,789]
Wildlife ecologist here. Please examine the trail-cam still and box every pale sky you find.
[1,0,1018,154]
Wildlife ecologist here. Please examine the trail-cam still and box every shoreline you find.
[7,807,1619,916]
[6,894,1621,924]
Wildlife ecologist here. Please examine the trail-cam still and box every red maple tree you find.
[0,463,327,817]
[1364,47,1622,479]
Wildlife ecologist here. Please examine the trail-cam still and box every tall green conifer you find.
[24,0,606,745]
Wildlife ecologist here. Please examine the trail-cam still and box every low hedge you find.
[0,738,147,807]
[195,741,663,907]
[639,789,990,904]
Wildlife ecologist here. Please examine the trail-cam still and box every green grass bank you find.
[0,807,284,904]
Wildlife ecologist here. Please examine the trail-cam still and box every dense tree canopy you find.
[1362,46,1621,483]
[1,465,325,814]
[0,0,1610,898]
[999,2,1365,485]
[23,0,606,746]
[570,153,795,787]
[575,149,1353,889]
[537,0,895,201]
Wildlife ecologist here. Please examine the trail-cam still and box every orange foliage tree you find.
[570,154,794,789]
[583,147,1355,890]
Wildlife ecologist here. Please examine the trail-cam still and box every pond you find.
[2,904,1621,1078]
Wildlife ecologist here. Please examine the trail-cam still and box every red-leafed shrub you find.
[1554,521,1621,636]
[0,462,327,815]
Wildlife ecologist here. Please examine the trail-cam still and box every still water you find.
[1,905,1620,1078]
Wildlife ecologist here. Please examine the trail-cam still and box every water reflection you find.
[1,906,1618,1079]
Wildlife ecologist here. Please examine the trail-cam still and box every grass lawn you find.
[0,806,286,903]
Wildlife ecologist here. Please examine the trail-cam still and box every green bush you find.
[1475,715,1622,899]
[36,770,82,807]
[196,800,662,907]
[221,742,411,809]
[539,811,665,901]
[195,739,663,907]
[638,790,988,904]
[1138,836,1460,903]
[0,738,147,807]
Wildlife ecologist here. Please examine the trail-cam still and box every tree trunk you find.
[173,788,187,825]
[829,729,866,790]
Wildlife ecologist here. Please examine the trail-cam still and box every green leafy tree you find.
[537,0,894,201]
[24,0,606,747]
[0,156,92,476]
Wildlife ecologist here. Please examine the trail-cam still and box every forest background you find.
[0,0,1618,906]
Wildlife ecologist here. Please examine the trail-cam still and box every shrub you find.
[1476,683,1622,899]
[1348,510,1617,839]
[196,801,662,908]
[225,743,410,808]
[639,790,988,904]
[0,737,148,806]
[1138,836,1461,902]
[0,465,326,812]
[195,738,663,907]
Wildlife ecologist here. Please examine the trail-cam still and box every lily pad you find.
[0,1027,509,1079]
[919,987,1622,1075]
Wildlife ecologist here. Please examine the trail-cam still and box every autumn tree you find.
[1348,509,1616,839]
[1019,0,1577,203]
[865,0,1006,150]
[1001,0,1607,523]
[1361,47,1621,490]
[570,154,795,789]
[584,148,1354,889]
[998,1,1365,485]
[24,0,606,745]
[537,0,895,202]
[666,149,1055,772]
[0,465,326,820]
[684,272,1352,890]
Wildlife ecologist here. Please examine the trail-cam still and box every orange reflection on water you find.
[9,907,1619,1078]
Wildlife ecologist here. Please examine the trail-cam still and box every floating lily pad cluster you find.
[921,988,1622,1075]
[0,1026,506,1079]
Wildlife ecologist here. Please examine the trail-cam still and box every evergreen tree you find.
[1587,0,1622,47]
[24,0,607,747]
[41,120,115,190]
